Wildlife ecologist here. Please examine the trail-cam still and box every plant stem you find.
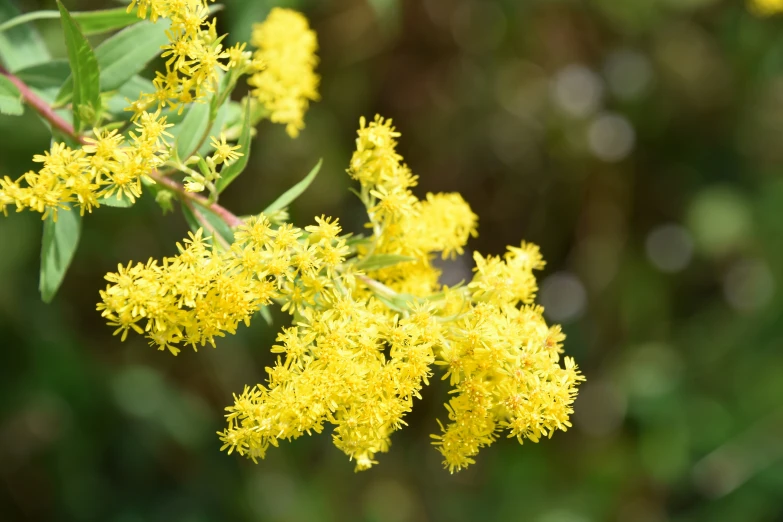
[150,171,243,227]
[1,66,244,229]
[357,274,399,300]
[1,65,80,139]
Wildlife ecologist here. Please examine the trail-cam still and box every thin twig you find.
[1,64,82,141]
[149,171,243,228]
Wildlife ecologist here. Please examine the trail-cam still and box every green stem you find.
[357,274,399,301]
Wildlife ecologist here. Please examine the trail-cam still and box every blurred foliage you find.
[2,0,783,520]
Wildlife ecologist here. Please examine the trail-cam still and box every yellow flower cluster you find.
[100,115,583,472]
[248,8,320,138]
[129,0,240,115]
[346,116,583,471]
[98,214,349,355]
[749,0,783,15]
[0,4,316,219]
[349,115,478,296]
[0,114,172,218]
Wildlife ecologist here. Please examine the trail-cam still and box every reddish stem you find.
[1,64,84,141]
[150,172,243,228]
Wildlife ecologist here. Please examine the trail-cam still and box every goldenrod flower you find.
[1,0,252,218]
[201,116,583,472]
[248,8,320,138]
[133,0,230,113]
[210,133,243,166]
[0,112,172,219]
[1,0,584,472]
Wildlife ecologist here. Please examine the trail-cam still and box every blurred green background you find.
[3,0,783,520]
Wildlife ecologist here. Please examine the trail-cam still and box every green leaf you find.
[117,74,155,102]
[57,0,101,132]
[98,193,134,208]
[0,74,23,115]
[104,75,170,124]
[0,7,139,36]
[356,254,417,272]
[39,205,82,303]
[264,159,323,214]
[221,101,245,132]
[197,99,230,157]
[374,293,408,314]
[0,0,50,72]
[14,60,71,90]
[70,8,140,35]
[216,101,252,193]
[55,19,169,107]
[259,306,273,326]
[181,202,235,247]
[94,20,170,92]
[14,60,71,104]
[173,101,211,161]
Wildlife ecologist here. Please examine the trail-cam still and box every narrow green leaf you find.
[0,7,139,35]
[14,60,71,90]
[0,74,23,115]
[103,75,168,124]
[94,20,170,92]
[71,8,140,34]
[55,19,170,107]
[356,254,417,272]
[259,306,273,326]
[14,60,71,104]
[57,0,101,132]
[374,293,408,314]
[0,0,50,72]
[181,202,235,247]
[39,205,82,303]
[264,159,323,214]
[220,101,245,134]
[173,101,211,161]
[98,193,134,208]
[197,99,230,157]
[216,101,252,193]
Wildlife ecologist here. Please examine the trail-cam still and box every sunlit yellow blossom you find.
[91,104,582,472]
[210,133,244,165]
[248,8,320,137]
[132,0,230,113]
[0,0,257,219]
[414,192,478,259]
[0,112,172,219]
[211,116,582,472]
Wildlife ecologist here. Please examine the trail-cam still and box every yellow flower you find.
[213,116,584,473]
[132,0,230,113]
[0,110,172,219]
[248,8,320,138]
[93,114,583,473]
[209,133,243,166]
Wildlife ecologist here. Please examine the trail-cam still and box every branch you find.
[150,171,243,228]
[1,64,82,140]
[0,66,244,229]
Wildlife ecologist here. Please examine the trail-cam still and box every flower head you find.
[248,8,320,137]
